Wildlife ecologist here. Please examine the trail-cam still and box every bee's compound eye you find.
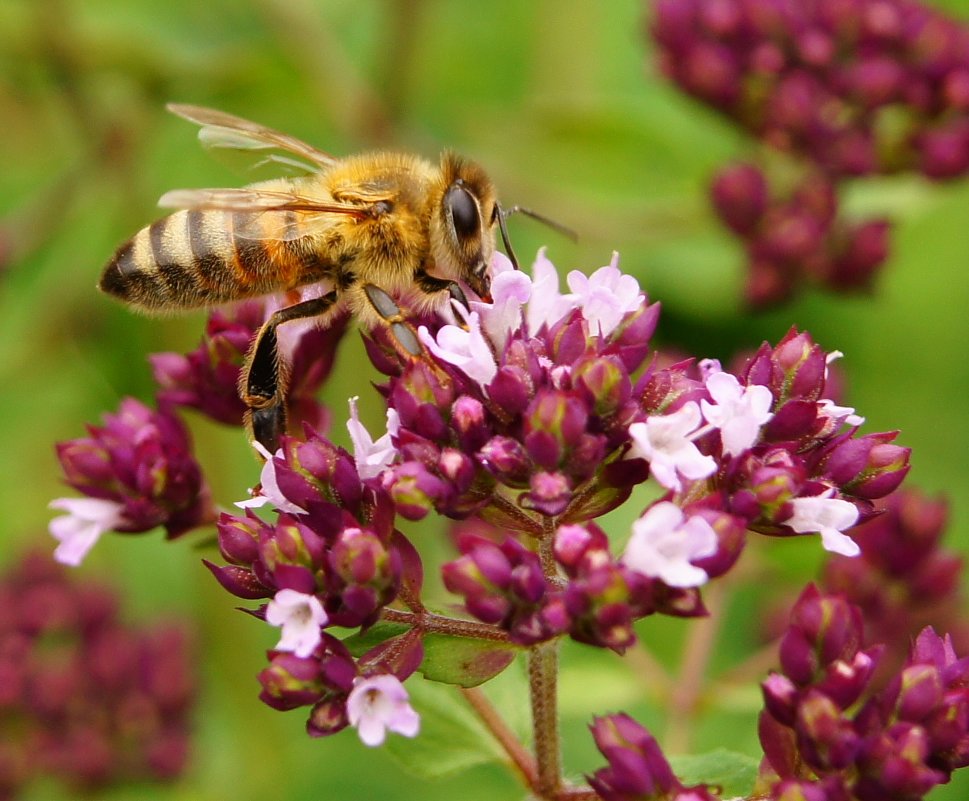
[446,184,479,239]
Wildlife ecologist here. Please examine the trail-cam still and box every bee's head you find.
[431,154,498,302]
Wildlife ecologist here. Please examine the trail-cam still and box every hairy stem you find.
[460,687,538,791]
[381,607,511,642]
[529,640,562,797]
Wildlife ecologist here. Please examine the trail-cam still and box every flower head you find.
[622,502,718,588]
[785,492,861,556]
[567,253,643,337]
[48,497,127,566]
[346,674,420,746]
[699,365,773,456]
[628,403,717,492]
[346,396,399,480]
[265,589,328,658]
[418,308,497,388]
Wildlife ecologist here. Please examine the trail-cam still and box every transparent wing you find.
[158,187,370,241]
[167,103,338,173]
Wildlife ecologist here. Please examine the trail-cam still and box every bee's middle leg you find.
[242,292,338,452]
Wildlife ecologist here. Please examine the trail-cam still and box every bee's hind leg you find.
[242,292,338,453]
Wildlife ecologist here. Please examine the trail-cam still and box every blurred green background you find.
[1,0,967,799]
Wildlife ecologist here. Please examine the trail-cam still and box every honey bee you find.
[99,104,530,452]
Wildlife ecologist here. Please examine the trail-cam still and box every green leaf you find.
[668,749,759,799]
[420,633,519,688]
[342,621,409,656]
[383,679,508,779]
[343,623,518,687]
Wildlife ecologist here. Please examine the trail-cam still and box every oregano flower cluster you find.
[40,245,964,801]
[650,0,969,305]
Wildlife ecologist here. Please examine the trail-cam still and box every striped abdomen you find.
[99,210,334,312]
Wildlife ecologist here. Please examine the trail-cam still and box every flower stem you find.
[665,578,727,753]
[381,608,511,642]
[529,640,562,797]
[460,687,538,791]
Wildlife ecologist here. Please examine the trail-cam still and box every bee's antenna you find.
[503,206,578,243]
[494,203,520,271]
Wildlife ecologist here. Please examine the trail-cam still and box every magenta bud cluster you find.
[588,713,718,801]
[759,585,969,800]
[210,430,404,631]
[150,300,347,432]
[651,0,969,306]
[0,552,195,796]
[823,488,969,672]
[55,397,212,538]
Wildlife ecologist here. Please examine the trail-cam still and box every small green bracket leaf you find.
[419,633,519,687]
[668,749,759,799]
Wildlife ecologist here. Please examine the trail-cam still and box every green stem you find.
[460,687,538,791]
[529,639,562,797]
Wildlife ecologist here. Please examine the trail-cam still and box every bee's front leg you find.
[242,292,338,453]
[413,269,470,312]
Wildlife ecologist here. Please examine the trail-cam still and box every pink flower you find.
[784,491,860,556]
[418,308,497,388]
[48,497,127,566]
[265,589,328,658]
[567,253,642,337]
[473,252,531,350]
[622,502,718,588]
[346,396,399,480]
[346,674,420,747]
[236,442,305,514]
[628,403,717,491]
[700,367,774,456]
[525,248,578,333]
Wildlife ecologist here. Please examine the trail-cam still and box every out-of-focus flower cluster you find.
[0,552,194,799]
[757,585,969,800]
[823,487,969,680]
[651,0,969,305]
[150,298,347,430]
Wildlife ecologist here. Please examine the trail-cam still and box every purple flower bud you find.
[381,462,449,520]
[710,163,768,235]
[572,356,631,418]
[746,329,827,404]
[819,431,911,499]
[917,121,969,179]
[523,390,589,470]
[479,436,531,484]
[521,471,573,516]
[829,219,891,289]
[149,303,260,426]
[680,41,742,107]
[779,585,864,685]
[763,672,800,727]
[796,690,860,771]
[845,56,904,107]
[651,0,697,50]
[451,395,490,451]
[588,713,679,800]
[258,652,327,711]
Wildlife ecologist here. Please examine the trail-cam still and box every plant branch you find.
[460,687,538,791]
[664,579,727,754]
[381,607,512,642]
